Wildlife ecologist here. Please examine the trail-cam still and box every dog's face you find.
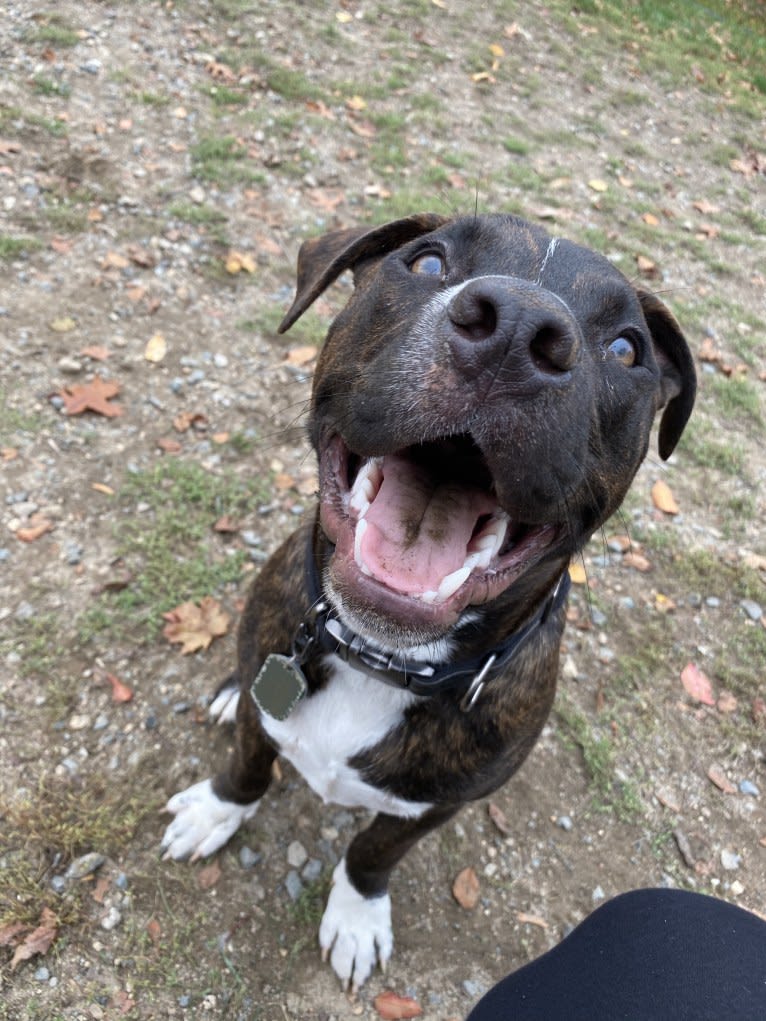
[279,213,696,647]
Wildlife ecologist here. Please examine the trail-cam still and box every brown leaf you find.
[127,244,156,268]
[58,376,123,418]
[213,515,239,533]
[92,875,111,904]
[105,672,134,704]
[16,514,54,543]
[0,922,29,947]
[285,345,317,367]
[173,411,208,433]
[10,907,58,971]
[1,446,18,462]
[488,801,511,835]
[146,917,162,943]
[101,251,130,270]
[716,690,738,715]
[681,662,715,706]
[157,437,182,454]
[651,479,679,515]
[162,597,230,655]
[622,551,651,572]
[707,764,737,795]
[197,861,222,889]
[636,254,659,278]
[373,990,423,1019]
[452,866,480,910]
[0,139,22,155]
[692,199,720,216]
[568,562,587,585]
[79,345,111,361]
[517,911,548,929]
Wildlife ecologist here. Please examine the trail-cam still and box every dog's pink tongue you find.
[359,455,496,595]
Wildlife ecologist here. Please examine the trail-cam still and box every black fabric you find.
[466,889,766,1021]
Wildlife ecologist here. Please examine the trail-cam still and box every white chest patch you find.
[260,655,433,820]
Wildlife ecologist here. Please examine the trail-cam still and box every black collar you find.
[295,537,570,711]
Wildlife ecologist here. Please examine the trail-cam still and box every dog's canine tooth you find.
[436,564,472,602]
[349,457,383,517]
[354,517,371,573]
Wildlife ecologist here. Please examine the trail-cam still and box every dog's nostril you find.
[448,294,498,342]
[530,326,579,374]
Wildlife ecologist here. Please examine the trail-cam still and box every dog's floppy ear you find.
[638,290,697,460]
[278,213,449,332]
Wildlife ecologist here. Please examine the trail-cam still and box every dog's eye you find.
[606,336,637,367]
[410,252,445,278]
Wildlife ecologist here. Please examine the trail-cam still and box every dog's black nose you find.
[446,277,580,388]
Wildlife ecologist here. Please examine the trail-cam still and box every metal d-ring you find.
[459,653,498,713]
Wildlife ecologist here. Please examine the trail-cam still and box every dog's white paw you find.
[161,778,258,861]
[318,858,393,991]
[208,683,240,724]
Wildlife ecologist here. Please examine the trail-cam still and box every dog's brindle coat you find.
[162,213,696,990]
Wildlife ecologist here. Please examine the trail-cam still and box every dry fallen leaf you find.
[452,866,480,910]
[373,990,423,1019]
[568,562,587,585]
[517,911,548,929]
[49,315,77,333]
[636,254,659,278]
[162,597,230,654]
[707,764,737,794]
[144,332,167,363]
[488,801,511,835]
[622,551,651,572]
[225,250,256,274]
[681,662,715,706]
[651,479,679,515]
[197,861,222,888]
[58,376,123,418]
[105,672,134,704]
[285,345,318,367]
[10,907,58,971]
[588,178,608,193]
[16,514,54,543]
[80,345,111,361]
[146,917,162,944]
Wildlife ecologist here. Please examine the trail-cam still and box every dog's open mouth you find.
[319,434,561,629]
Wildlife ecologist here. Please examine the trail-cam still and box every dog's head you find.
[279,214,696,647]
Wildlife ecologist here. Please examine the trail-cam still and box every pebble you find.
[738,780,759,797]
[58,356,83,374]
[100,906,122,931]
[592,885,605,903]
[66,852,106,881]
[50,875,67,894]
[34,966,50,982]
[68,714,92,731]
[64,541,84,565]
[302,858,323,883]
[720,849,741,871]
[287,840,308,869]
[591,608,607,627]
[284,870,303,901]
[556,815,574,831]
[740,599,763,621]
[463,979,487,998]
[239,846,261,869]
[0,548,9,563]
[705,596,720,608]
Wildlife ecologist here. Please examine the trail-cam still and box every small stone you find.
[720,849,741,871]
[463,979,487,998]
[705,596,720,608]
[592,885,605,903]
[100,906,122,931]
[178,994,191,1007]
[66,853,106,880]
[287,840,308,869]
[189,186,205,204]
[301,858,323,883]
[34,966,50,982]
[57,356,83,374]
[740,599,763,622]
[115,872,129,890]
[591,608,607,627]
[730,880,745,896]
[738,779,759,797]
[556,815,573,831]
[284,870,303,901]
[213,353,229,368]
[239,846,261,869]
[561,656,579,680]
[64,541,84,565]
[50,875,67,894]
[241,530,261,548]
[93,714,109,731]
[81,58,102,74]
[68,713,91,731]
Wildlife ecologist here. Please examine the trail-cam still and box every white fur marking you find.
[536,236,559,283]
[161,778,258,861]
[319,858,393,991]
[261,654,433,819]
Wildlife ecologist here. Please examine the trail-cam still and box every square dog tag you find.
[250,654,308,721]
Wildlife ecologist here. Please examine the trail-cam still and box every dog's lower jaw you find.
[319,858,393,992]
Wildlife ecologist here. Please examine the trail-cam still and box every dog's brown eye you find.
[410,252,445,277]
[607,336,637,367]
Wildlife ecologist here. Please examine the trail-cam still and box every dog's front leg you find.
[162,684,277,861]
[320,805,457,990]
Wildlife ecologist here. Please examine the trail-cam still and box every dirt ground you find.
[1,1,765,1018]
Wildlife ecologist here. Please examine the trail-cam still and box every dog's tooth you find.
[420,589,438,603]
[349,457,383,517]
[354,517,369,570]
[436,565,472,602]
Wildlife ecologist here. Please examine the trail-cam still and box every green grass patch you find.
[0,234,42,260]
[680,418,748,477]
[707,375,763,426]
[191,135,260,186]
[28,22,80,47]
[167,201,227,226]
[31,74,71,98]
[205,84,248,107]
[555,698,643,821]
[79,460,267,643]
[0,776,148,928]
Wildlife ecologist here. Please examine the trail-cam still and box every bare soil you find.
[1,2,764,1019]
